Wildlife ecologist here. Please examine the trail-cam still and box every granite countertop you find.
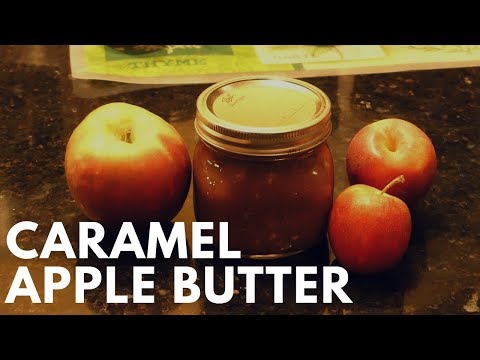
[0,45,478,315]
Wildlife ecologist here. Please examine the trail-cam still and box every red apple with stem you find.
[65,102,191,226]
[346,118,437,206]
[328,175,412,274]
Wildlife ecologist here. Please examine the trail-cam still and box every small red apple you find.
[328,175,412,274]
[346,118,437,205]
[64,102,191,225]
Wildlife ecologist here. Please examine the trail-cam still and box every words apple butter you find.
[193,76,334,259]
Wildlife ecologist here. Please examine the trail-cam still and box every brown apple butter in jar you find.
[193,76,333,259]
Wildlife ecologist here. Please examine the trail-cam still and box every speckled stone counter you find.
[0,45,478,315]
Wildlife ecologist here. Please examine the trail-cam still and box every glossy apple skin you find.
[346,118,437,205]
[65,102,191,225]
[328,184,412,274]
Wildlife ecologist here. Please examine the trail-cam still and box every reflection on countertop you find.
[0,45,479,315]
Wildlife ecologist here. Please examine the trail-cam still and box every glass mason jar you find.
[193,76,334,259]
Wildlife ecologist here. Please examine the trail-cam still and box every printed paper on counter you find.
[70,45,480,90]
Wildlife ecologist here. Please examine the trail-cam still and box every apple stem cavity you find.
[380,175,405,196]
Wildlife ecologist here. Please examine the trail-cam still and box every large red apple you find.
[346,118,437,205]
[328,175,412,274]
[64,102,191,225]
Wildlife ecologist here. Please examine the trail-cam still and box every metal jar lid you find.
[194,75,332,157]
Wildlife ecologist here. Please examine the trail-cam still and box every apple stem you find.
[123,129,132,143]
[380,175,405,195]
